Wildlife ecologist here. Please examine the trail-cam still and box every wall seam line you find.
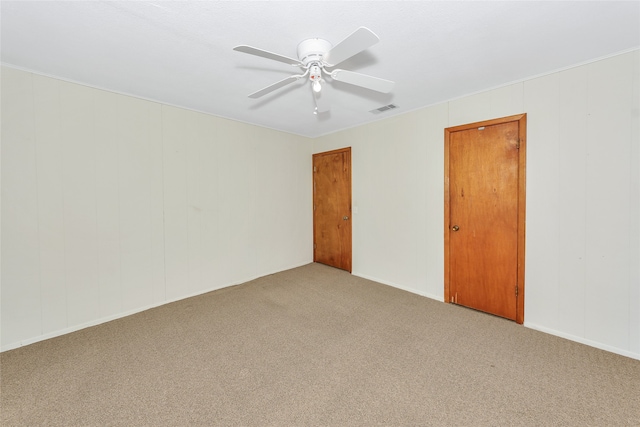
[31,71,44,337]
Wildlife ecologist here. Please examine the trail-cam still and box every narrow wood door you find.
[313,147,352,272]
[445,115,526,323]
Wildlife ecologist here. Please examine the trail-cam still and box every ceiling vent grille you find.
[370,104,398,114]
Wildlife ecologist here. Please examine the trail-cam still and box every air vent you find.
[369,104,398,114]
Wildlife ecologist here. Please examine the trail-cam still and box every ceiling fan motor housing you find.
[234,27,393,111]
[297,38,332,66]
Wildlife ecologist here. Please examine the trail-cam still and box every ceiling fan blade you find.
[330,69,395,93]
[248,75,301,98]
[313,87,330,113]
[324,27,380,67]
[234,45,302,66]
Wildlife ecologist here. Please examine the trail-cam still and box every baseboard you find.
[7,264,636,362]
[351,272,444,303]
[1,303,170,353]
[1,261,312,353]
[524,322,640,361]
[352,272,640,361]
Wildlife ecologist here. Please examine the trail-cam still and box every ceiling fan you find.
[233,27,395,114]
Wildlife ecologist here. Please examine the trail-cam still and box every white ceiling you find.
[2,1,639,138]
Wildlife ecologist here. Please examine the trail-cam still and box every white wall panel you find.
[1,67,41,346]
[422,104,449,299]
[94,89,122,318]
[59,81,100,328]
[371,113,429,291]
[630,52,640,354]
[353,120,399,284]
[522,73,561,328]
[216,120,258,286]
[162,106,192,301]
[253,131,281,272]
[33,75,67,333]
[148,103,166,305]
[198,117,220,291]
[290,133,314,268]
[185,111,207,296]
[449,83,525,126]
[583,54,634,349]
[401,113,429,290]
[117,96,156,312]
[557,66,588,337]
[489,84,525,120]
[448,83,524,127]
[448,91,493,126]
[253,131,306,273]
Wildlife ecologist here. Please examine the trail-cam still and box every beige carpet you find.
[2,263,639,426]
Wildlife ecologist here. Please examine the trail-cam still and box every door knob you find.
[452,225,459,231]
[343,216,349,220]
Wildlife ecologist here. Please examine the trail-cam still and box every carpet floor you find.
[2,263,639,426]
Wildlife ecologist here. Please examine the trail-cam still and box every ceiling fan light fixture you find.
[234,27,395,113]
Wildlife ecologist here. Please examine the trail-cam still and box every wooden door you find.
[445,114,526,323]
[313,147,352,272]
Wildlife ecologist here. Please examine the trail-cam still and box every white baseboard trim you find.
[6,263,637,363]
[1,261,312,353]
[524,322,640,361]
[2,304,168,353]
[351,272,444,303]
[354,272,640,361]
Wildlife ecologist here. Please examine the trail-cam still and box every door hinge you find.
[313,166,317,172]
[314,243,317,249]
[516,139,520,149]
[515,285,519,297]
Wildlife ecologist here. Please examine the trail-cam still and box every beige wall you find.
[1,67,313,350]
[3,50,639,360]
[313,50,640,360]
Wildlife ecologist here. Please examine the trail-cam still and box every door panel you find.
[313,148,352,272]
[445,115,526,323]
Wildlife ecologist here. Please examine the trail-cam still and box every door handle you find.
[452,225,459,231]
[343,216,349,220]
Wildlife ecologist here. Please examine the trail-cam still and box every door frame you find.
[313,147,352,272]
[444,114,527,324]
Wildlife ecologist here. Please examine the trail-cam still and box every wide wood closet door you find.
[445,114,527,323]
